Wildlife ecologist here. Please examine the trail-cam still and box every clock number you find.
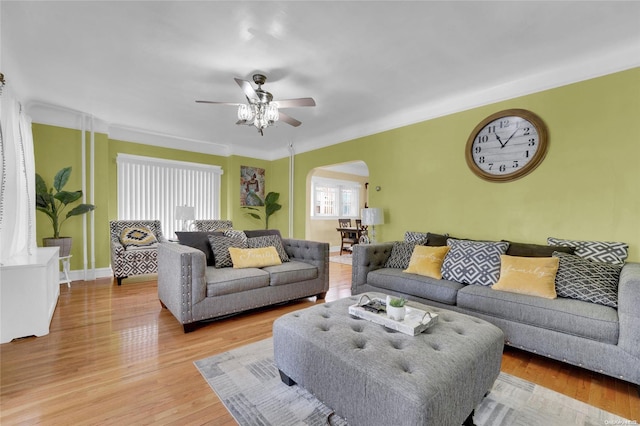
[500,119,510,128]
[499,164,506,172]
[512,160,519,168]
[474,146,481,154]
[478,156,485,164]
[477,135,489,143]
[488,163,493,170]
[523,127,530,135]
[528,138,536,146]
[486,125,496,134]
[525,150,529,158]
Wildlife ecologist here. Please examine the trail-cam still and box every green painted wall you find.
[32,68,640,270]
[292,68,640,262]
[33,124,110,270]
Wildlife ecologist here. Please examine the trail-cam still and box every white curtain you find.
[0,85,37,262]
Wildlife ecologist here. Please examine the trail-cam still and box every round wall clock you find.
[465,109,549,182]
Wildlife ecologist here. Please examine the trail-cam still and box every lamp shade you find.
[361,207,384,226]
[175,205,195,221]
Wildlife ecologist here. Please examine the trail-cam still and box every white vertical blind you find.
[116,154,223,239]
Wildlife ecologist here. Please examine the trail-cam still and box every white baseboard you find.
[64,267,113,282]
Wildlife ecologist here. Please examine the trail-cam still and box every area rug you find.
[329,254,352,265]
[194,338,629,426]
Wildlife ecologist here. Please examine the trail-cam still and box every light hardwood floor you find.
[1,259,638,424]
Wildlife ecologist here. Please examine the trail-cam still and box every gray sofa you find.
[352,241,640,387]
[158,230,329,332]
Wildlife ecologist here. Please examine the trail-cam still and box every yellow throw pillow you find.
[229,246,282,269]
[403,245,450,279]
[492,255,559,299]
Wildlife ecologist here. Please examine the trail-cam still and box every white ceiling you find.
[2,1,639,160]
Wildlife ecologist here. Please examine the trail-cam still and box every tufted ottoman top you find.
[273,293,504,426]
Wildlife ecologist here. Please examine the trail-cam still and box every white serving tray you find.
[348,294,439,336]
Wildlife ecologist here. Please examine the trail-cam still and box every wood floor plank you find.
[1,258,638,423]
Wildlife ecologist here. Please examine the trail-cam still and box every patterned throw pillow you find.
[404,231,429,244]
[385,241,421,269]
[224,229,248,243]
[547,237,628,265]
[553,251,621,308]
[247,235,290,262]
[120,226,158,250]
[208,235,248,268]
[441,239,509,286]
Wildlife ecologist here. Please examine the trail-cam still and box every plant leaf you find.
[35,173,48,195]
[36,206,55,220]
[66,203,95,218]
[246,212,262,220]
[265,203,282,217]
[53,167,72,192]
[265,192,280,205]
[54,190,82,204]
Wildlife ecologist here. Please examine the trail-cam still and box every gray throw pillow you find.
[208,235,248,268]
[175,231,223,266]
[441,239,509,286]
[247,234,289,262]
[404,231,428,244]
[553,251,621,308]
[547,237,628,265]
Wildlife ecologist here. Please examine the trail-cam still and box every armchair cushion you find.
[120,226,158,249]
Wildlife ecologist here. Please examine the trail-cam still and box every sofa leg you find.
[462,410,475,426]
[183,323,198,333]
[316,292,327,300]
[279,370,296,386]
[116,276,126,286]
[159,301,167,309]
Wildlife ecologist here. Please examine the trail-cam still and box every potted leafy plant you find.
[242,191,282,229]
[35,166,95,256]
[386,296,407,321]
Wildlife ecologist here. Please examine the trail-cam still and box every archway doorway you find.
[305,161,369,252]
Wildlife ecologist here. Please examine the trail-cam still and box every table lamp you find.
[175,205,195,232]
[361,207,384,243]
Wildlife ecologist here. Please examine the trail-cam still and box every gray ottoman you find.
[273,293,504,426]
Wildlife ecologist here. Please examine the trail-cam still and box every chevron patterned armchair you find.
[110,220,166,286]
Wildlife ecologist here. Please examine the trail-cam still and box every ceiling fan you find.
[196,74,316,136]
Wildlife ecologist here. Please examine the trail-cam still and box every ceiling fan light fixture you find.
[237,104,255,121]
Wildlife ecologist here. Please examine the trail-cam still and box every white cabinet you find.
[0,247,60,343]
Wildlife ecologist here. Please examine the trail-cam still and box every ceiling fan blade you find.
[234,78,260,103]
[273,98,316,108]
[279,112,302,127]
[196,100,241,106]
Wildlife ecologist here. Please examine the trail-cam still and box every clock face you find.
[465,109,548,182]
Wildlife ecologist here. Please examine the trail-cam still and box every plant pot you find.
[387,305,406,322]
[43,237,72,257]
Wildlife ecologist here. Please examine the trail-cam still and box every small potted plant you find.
[386,296,407,321]
[35,166,96,256]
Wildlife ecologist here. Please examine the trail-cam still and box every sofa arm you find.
[157,242,207,325]
[351,242,394,294]
[618,262,640,358]
[283,238,329,290]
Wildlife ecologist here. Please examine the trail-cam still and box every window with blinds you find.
[116,154,223,239]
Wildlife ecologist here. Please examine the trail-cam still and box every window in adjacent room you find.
[311,177,361,218]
